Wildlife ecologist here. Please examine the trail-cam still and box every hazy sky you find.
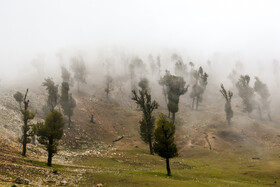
[0,0,280,79]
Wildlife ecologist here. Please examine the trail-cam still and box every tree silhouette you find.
[61,65,73,85]
[60,82,76,128]
[21,89,35,156]
[13,91,23,109]
[190,67,208,110]
[132,80,158,155]
[129,57,146,90]
[70,56,87,94]
[220,84,233,124]
[105,75,113,98]
[159,71,188,123]
[236,75,255,114]
[42,78,59,112]
[138,77,150,93]
[254,77,271,120]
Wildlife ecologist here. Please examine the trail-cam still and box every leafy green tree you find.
[21,89,35,156]
[13,91,23,109]
[159,71,188,123]
[36,110,65,166]
[236,75,255,114]
[42,78,59,111]
[60,82,76,128]
[70,56,87,93]
[220,84,233,125]
[190,67,208,110]
[254,77,271,120]
[132,80,158,155]
[153,114,178,176]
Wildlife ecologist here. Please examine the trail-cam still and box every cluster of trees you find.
[190,67,208,110]
[132,78,178,176]
[60,56,87,94]
[236,75,271,120]
[12,52,275,177]
[13,89,65,166]
[219,73,271,125]
[42,78,76,128]
[13,61,81,166]
[130,55,211,176]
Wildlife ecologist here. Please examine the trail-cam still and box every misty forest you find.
[1,1,280,187]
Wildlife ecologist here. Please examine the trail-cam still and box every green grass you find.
[3,147,279,186]
[73,148,280,186]
[24,159,64,169]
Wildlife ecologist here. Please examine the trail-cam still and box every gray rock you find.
[15,177,29,185]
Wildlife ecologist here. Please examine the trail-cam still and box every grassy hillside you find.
[1,90,280,186]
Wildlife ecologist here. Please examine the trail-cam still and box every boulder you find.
[15,177,29,185]
[59,180,67,186]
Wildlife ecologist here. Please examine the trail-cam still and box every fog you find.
[0,0,280,91]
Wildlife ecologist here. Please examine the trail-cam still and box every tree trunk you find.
[172,113,175,124]
[47,139,53,167]
[22,120,28,157]
[47,151,53,166]
[196,97,199,110]
[77,81,80,94]
[168,110,170,118]
[22,133,27,157]
[68,115,71,128]
[192,98,195,110]
[148,135,154,155]
[258,105,262,120]
[90,114,94,123]
[268,113,272,121]
[166,158,171,176]
[227,118,231,125]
